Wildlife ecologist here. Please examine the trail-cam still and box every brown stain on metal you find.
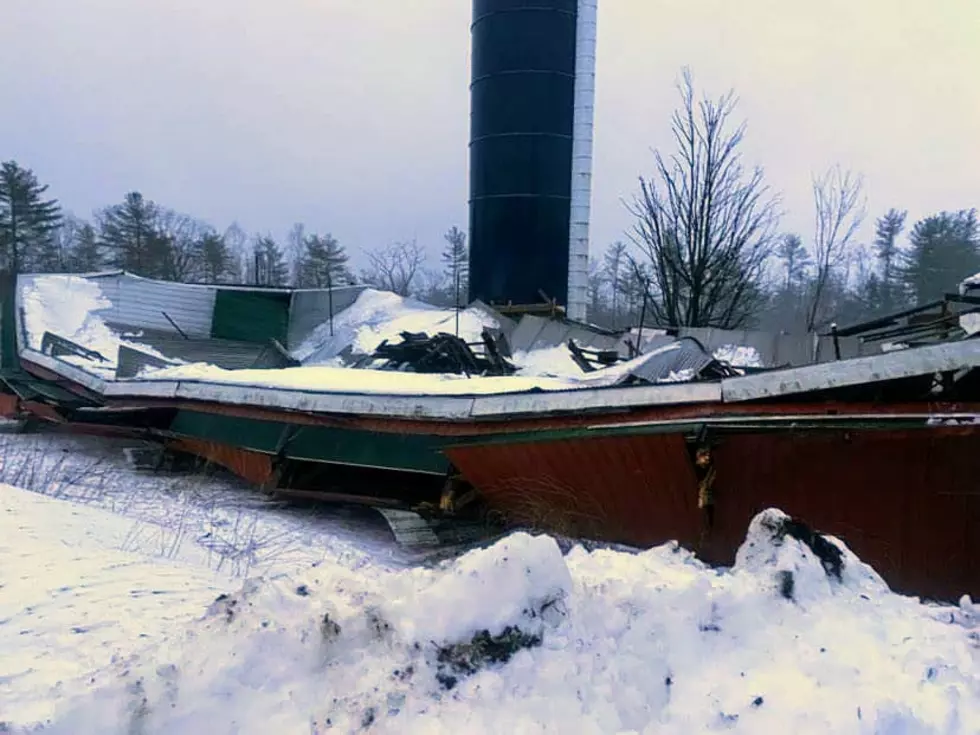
[446,433,701,545]
[167,437,275,487]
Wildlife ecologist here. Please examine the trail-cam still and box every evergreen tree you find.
[298,233,349,288]
[99,192,160,276]
[776,234,810,293]
[0,161,62,273]
[872,208,907,312]
[901,210,980,303]
[253,235,289,286]
[71,222,103,273]
[198,231,230,283]
[441,226,468,308]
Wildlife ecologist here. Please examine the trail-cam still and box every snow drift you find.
[4,486,975,735]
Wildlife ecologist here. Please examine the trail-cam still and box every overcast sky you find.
[2,0,978,267]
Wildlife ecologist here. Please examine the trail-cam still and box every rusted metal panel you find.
[709,428,980,600]
[450,425,980,600]
[167,437,275,487]
[446,432,700,545]
[0,393,19,418]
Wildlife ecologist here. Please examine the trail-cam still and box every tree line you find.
[3,66,977,334]
[0,163,470,308]
[588,69,979,333]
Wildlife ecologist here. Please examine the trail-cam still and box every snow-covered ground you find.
[1,428,977,734]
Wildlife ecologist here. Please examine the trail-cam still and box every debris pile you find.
[365,328,516,376]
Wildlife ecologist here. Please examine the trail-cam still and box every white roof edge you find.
[18,347,720,420]
[16,270,368,296]
[722,339,980,402]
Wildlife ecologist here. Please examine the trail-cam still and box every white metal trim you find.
[566,0,598,322]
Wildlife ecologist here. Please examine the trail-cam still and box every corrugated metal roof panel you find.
[96,274,216,337]
[287,287,369,350]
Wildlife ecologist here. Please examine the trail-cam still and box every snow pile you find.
[714,344,764,369]
[21,275,120,360]
[11,492,977,735]
[142,361,581,396]
[511,344,589,379]
[959,271,980,295]
[295,290,501,365]
[19,274,176,374]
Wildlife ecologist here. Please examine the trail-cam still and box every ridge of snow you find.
[3,484,976,734]
[294,289,501,365]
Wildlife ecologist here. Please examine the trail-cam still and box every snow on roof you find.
[960,271,980,295]
[4,483,977,732]
[293,288,503,364]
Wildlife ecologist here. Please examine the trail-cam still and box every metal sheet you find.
[95,273,217,338]
[286,286,368,351]
[447,432,700,545]
[708,429,980,600]
[167,436,275,486]
[451,425,980,600]
[566,0,598,322]
[722,339,980,402]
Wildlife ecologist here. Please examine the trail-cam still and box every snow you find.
[20,274,179,375]
[511,345,589,379]
[141,361,585,396]
[959,271,980,295]
[714,344,764,369]
[21,274,120,358]
[3,469,977,734]
[18,275,731,395]
[295,289,501,365]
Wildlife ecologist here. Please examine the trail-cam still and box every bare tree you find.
[362,240,425,296]
[806,166,866,330]
[628,68,780,329]
[155,210,206,282]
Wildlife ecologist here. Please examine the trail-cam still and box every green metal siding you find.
[210,289,290,345]
[1,273,19,371]
[168,410,453,475]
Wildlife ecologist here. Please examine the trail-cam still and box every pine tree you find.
[873,208,907,312]
[298,233,349,288]
[253,235,289,286]
[0,161,62,273]
[198,231,230,283]
[71,222,103,273]
[441,226,468,308]
[99,192,161,276]
[901,210,980,303]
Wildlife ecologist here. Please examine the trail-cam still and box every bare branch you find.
[362,240,425,297]
[626,68,779,329]
[806,165,866,330]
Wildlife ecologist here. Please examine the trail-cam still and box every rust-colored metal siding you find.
[448,427,980,600]
[447,433,701,545]
[167,437,275,487]
[709,429,980,600]
[0,393,19,418]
